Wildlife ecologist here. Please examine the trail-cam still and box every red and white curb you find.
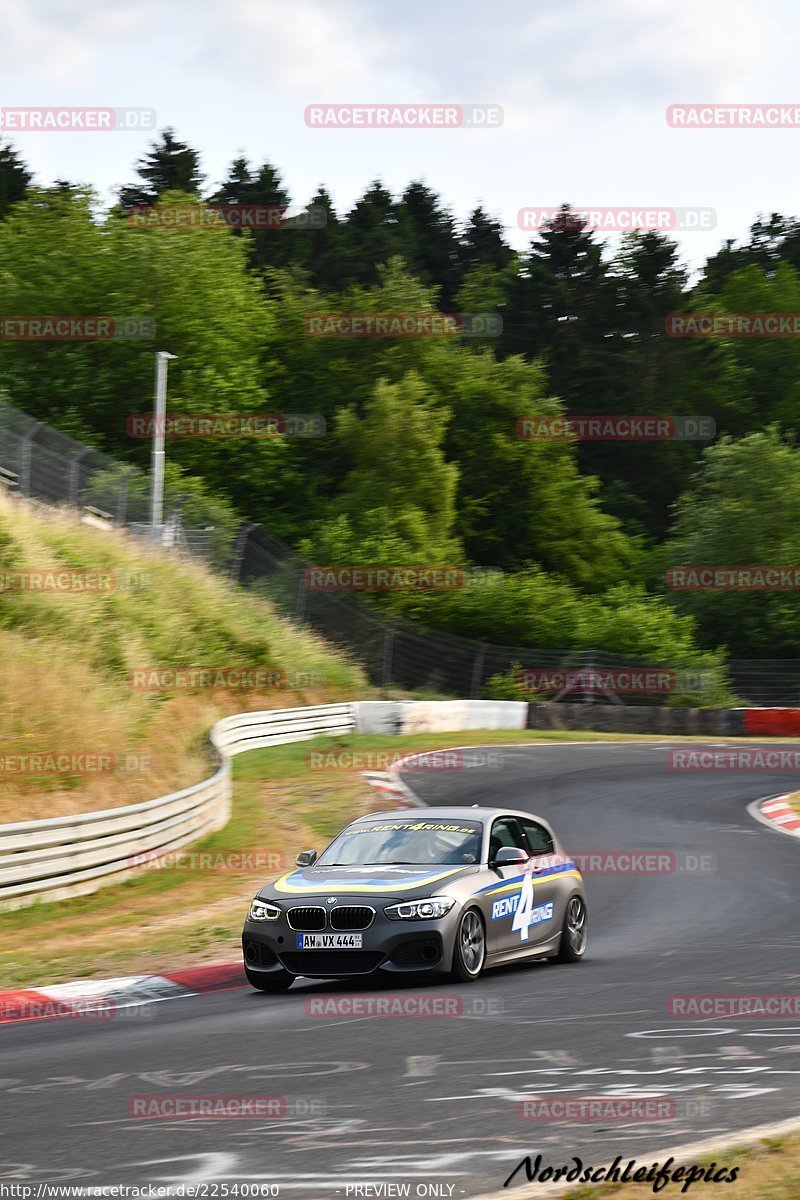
[360,769,420,808]
[751,792,800,838]
[0,961,245,1025]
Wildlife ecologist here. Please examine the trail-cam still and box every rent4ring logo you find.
[492,894,553,926]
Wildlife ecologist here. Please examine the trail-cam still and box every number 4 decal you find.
[511,862,535,942]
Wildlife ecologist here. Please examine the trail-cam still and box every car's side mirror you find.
[296,849,318,867]
[491,846,529,868]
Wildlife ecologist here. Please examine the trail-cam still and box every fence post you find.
[19,421,44,498]
[470,644,487,698]
[116,467,137,525]
[295,570,308,622]
[68,446,91,508]
[583,651,595,705]
[381,623,395,687]
[230,522,260,583]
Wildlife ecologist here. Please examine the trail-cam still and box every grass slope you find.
[0,493,365,823]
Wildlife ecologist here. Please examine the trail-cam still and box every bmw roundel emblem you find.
[327,897,338,904]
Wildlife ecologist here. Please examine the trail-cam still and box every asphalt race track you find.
[2,741,800,1196]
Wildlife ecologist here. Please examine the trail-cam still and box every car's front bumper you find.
[242,901,458,978]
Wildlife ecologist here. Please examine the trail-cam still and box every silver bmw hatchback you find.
[242,807,587,990]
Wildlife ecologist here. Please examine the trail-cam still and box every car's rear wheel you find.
[451,908,486,981]
[551,894,587,963]
[245,965,293,992]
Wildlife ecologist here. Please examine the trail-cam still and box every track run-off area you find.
[2,740,799,1197]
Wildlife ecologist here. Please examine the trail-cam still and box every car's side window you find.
[489,816,527,862]
[519,818,554,856]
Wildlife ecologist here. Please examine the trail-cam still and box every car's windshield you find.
[316,819,483,866]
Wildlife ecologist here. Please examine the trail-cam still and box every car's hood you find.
[262,863,479,900]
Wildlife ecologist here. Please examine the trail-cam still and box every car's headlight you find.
[249,898,280,922]
[384,896,455,921]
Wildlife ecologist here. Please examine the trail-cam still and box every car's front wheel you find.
[550,894,587,963]
[245,965,293,992]
[451,908,486,981]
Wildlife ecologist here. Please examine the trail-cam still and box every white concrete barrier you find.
[354,700,528,735]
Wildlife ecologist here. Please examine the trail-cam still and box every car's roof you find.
[351,806,551,827]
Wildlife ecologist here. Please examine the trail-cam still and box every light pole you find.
[150,350,178,540]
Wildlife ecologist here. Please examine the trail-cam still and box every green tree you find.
[209,155,294,271]
[0,142,31,219]
[394,181,462,307]
[306,372,462,588]
[0,189,294,516]
[293,186,344,293]
[119,128,205,209]
[340,181,399,286]
[665,428,800,656]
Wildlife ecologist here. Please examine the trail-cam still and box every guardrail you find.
[0,703,355,911]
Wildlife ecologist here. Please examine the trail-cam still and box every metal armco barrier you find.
[0,703,355,911]
[525,703,800,738]
[525,703,746,736]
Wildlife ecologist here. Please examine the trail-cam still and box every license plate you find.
[295,933,363,950]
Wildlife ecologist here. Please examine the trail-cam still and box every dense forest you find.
[1,130,799,667]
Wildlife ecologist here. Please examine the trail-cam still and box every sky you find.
[1,0,799,273]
